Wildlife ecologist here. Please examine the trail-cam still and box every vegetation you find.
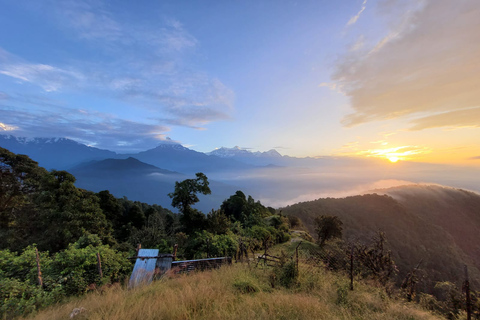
[0,148,291,319]
[314,215,343,246]
[22,258,445,320]
[1,147,478,319]
[281,193,480,289]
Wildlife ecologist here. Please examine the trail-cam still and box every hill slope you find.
[281,185,480,289]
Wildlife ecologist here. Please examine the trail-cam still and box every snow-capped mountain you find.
[208,146,283,166]
[0,135,117,170]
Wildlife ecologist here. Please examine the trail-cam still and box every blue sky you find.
[1,0,479,165]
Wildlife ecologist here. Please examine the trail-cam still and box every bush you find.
[0,235,131,318]
[0,278,62,319]
[50,235,131,295]
[279,260,298,288]
[233,279,260,294]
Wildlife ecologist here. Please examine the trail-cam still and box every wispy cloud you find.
[0,105,170,152]
[1,0,235,133]
[409,107,480,130]
[338,145,432,162]
[0,49,84,92]
[333,0,480,130]
[346,0,367,26]
[0,122,18,131]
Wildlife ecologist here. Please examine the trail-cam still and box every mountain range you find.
[1,134,480,212]
[2,134,479,288]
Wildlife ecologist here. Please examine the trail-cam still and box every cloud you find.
[409,107,480,130]
[0,105,170,152]
[0,122,18,131]
[50,0,122,41]
[347,0,368,26]
[0,63,83,92]
[0,0,234,128]
[347,145,432,161]
[0,48,84,92]
[333,0,480,129]
[0,92,9,100]
[52,0,196,54]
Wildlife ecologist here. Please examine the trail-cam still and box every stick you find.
[97,252,103,279]
[35,248,43,288]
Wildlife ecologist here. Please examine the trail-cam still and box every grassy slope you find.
[24,256,444,320]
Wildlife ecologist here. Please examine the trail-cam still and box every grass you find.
[22,262,445,320]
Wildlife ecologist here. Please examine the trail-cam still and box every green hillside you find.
[281,187,480,290]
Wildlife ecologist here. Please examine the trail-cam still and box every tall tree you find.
[168,173,211,233]
[314,215,343,246]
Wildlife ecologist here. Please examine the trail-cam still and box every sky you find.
[1,0,480,166]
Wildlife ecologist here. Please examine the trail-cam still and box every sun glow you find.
[344,145,432,163]
[387,156,399,163]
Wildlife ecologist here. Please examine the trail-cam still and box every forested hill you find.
[281,185,480,289]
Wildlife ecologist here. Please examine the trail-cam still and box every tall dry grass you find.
[23,263,444,320]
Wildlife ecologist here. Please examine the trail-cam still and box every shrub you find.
[279,260,298,288]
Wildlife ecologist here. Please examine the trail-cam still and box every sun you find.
[387,156,400,163]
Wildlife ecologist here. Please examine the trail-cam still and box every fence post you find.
[350,245,354,291]
[464,265,472,320]
[96,252,103,280]
[294,241,302,272]
[35,248,43,288]
[173,244,178,261]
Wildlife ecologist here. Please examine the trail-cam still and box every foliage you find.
[0,235,131,319]
[278,260,298,288]
[354,232,398,287]
[184,230,238,259]
[206,209,231,234]
[168,172,211,233]
[314,215,343,246]
[0,278,62,320]
[221,191,271,228]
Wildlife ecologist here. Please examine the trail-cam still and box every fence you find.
[128,248,232,288]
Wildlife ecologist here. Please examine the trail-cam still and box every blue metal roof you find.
[129,249,159,288]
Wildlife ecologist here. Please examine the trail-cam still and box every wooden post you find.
[350,246,354,291]
[294,241,302,271]
[464,265,472,320]
[96,252,103,279]
[35,248,43,288]
[173,244,178,261]
[136,243,141,256]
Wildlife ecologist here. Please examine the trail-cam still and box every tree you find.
[168,173,211,233]
[314,215,343,246]
[355,232,398,287]
[0,147,47,248]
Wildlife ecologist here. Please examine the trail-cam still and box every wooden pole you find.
[350,246,354,291]
[35,248,43,288]
[464,265,472,320]
[96,252,103,280]
[136,243,141,255]
[173,244,178,261]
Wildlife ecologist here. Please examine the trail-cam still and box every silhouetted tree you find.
[168,173,211,233]
[314,215,343,246]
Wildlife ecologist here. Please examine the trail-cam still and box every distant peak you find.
[208,146,282,158]
[0,134,78,145]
